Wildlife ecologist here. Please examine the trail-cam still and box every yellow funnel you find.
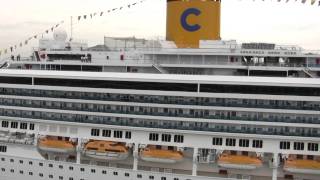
[166,0,221,48]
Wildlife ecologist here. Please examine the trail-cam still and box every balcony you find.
[0,88,320,112]
[0,100,319,125]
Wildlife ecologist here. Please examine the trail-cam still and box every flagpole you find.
[70,16,73,41]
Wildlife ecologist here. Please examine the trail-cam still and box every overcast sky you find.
[0,0,320,56]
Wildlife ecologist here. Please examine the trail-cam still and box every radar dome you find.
[53,29,68,41]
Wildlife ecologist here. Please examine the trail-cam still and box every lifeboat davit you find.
[38,136,76,153]
[140,145,184,164]
[84,140,129,161]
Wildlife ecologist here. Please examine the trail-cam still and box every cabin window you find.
[20,122,28,129]
[308,143,318,151]
[162,134,171,142]
[114,131,123,138]
[1,121,9,128]
[294,142,305,151]
[149,133,159,141]
[226,138,236,146]
[125,131,131,139]
[29,123,35,130]
[125,173,129,177]
[174,135,184,143]
[91,129,100,136]
[239,139,250,147]
[102,130,111,137]
[11,121,18,129]
[280,141,290,150]
[0,145,7,152]
[212,137,223,146]
[252,140,263,148]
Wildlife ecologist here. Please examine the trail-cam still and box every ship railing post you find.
[34,133,39,146]
[76,139,81,164]
[272,152,279,180]
[192,147,199,176]
[133,143,139,171]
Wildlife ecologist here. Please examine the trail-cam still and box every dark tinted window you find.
[0,76,32,85]
[201,84,320,96]
[34,78,197,92]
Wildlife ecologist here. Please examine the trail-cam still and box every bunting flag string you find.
[1,0,319,58]
[0,0,147,58]
[76,0,147,23]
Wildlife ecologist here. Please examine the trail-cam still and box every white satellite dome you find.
[53,29,68,41]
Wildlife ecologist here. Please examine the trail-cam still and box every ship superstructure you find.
[0,0,320,180]
[0,70,320,180]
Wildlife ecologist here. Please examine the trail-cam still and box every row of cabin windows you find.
[1,120,34,130]
[3,97,320,125]
[2,87,320,112]
[0,157,182,180]
[91,129,131,139]
[1,110,318,138]
[149,133,184,143]
[212,137,263,148]
[280,141,319,151]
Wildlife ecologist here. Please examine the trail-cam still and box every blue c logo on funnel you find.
[180,8,201,32]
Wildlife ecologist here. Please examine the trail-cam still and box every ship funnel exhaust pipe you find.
[166,0,221,48]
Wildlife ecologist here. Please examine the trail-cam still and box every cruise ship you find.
[0,0,320,180]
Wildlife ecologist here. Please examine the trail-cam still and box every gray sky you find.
[1,0,320,56]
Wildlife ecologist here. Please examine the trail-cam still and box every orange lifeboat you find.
[84,140,129,161]
[140,145,184,164]
[284,155,320,175]
[38,136,76,153]
[217,151,262,170]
